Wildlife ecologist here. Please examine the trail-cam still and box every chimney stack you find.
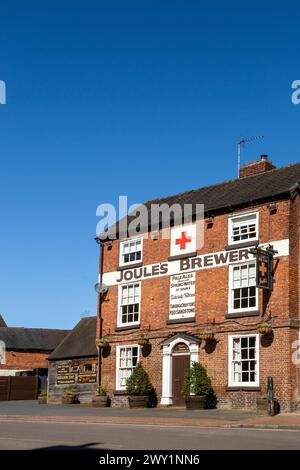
[239,155,276,178]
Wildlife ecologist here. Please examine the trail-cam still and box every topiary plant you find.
[181,362,212,396]
[126,362,153,396]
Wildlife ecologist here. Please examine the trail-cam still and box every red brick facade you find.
[1,351,49,370]
[98,166,300,411]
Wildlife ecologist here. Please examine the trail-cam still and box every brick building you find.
[98,156,300,411]
[0,317,69,385]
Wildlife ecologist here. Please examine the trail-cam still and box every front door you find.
[172,354,190,406]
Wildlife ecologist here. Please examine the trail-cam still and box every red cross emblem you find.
[259,262,267,277]
[175,231,192,250]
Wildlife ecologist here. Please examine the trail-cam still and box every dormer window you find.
[120,238,143,266]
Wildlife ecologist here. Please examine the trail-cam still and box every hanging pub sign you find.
[249,245,277,291]
[256,250,273,290]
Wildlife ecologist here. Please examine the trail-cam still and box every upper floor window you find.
[120,238,143,266]
[118,282,141,326]
[228,212,258,245]
[228,334,259,387]
[229,262,258,313]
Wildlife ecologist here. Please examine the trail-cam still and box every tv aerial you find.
[237,135,264,177]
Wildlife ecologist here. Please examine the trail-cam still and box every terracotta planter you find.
[92,395,109,407]
[257,322,273,335]
[257,397,268,414]
[62,395,77,405]
[185,395,206,409]
[38,396,47,405]
[128,396,149,408]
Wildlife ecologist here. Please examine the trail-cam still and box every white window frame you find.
[228,261,258,314]
[228,211,259,245]
[228,334,259,387]
[119,237,143,267]
[116,344,140,390]
[117,282,141,327]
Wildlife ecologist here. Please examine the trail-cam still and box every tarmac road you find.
[0,419,299,450]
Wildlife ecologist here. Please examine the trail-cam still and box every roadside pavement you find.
[0,400,300,431]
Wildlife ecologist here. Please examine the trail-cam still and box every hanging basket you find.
[198,330,215,342]
[257,321,273,335]
[137,335,149,347]
[96,337,109,349]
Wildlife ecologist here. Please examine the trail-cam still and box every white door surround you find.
[160,333,200,406]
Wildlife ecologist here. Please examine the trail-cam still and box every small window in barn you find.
[83,364,93,373]
[120,238,143,266]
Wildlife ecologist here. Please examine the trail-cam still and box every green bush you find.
[96,385,107,396]
[126,362,153,396]
[181,362,211,396]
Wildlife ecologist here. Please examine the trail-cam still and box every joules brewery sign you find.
[102,239,288,286]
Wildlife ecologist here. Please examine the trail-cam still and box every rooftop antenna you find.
[237,135,264,177]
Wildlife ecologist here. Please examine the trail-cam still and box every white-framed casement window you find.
[228,334,259,387]
[119,238,143,266]
[228,262,258,313]
[228,212,258,245]
[116,344,139,390]
[118,282,141,327]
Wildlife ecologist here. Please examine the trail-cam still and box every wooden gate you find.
[0,376,38,401]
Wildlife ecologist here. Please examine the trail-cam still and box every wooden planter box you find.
[257,397,268,414]
[38,395,47,405]
[185,395,206,410]
[92,396,109,407]
[62,395,77,405]
[128,396,148,408]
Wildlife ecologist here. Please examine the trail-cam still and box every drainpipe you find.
[96,238,104,387]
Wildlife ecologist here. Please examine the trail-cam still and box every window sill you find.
[117,262,143,271]
[168,251,198,261]
[226,386,260,392]
[115,324,140,332]
[224,240,259,251]
[226,311,260,319]
[166,317,196,325]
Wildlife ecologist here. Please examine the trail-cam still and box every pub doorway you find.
[171,343,190,406]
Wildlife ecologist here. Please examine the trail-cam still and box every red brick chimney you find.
[239,155,276,178]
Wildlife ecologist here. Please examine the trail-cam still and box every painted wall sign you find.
[169,272,196,320]
[78,373,97,384]
[57,365,70,374]
[56,374,76,385]
[103,239,289,286]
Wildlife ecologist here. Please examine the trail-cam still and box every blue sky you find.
[0,1,299,329]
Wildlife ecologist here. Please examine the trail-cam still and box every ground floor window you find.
[228,334,259,387]
[116,345,139,390]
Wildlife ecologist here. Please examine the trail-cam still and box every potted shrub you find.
[198,329,215,342]
[62,386,78,405]
[126,362,153,408]
[182,362,212,409]
[257,320,273,335]
[96,336,109,349]
[38,388,47,405]
[137,333,149,347]
[92,385,109,407]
